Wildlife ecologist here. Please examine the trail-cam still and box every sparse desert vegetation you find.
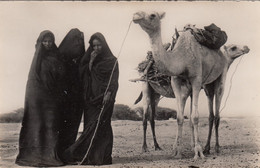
[0,104,177,123]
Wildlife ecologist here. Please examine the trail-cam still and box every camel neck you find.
[221,49,232,69]
[147,31,189,76]
[148,30,178,75]
[148,31,169,72]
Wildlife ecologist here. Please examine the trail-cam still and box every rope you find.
[79,21,133,165]
[220,55,244,113]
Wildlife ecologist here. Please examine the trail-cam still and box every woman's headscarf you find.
[29,30,59,81]
[59,28,85,62]
[79,32,114,66]
[88,32,114,57]
[79,32,116,78]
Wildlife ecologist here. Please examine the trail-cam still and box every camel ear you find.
[158,12,166,19]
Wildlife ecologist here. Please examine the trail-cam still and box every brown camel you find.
[133,44,250,154]
[133,11,249,159]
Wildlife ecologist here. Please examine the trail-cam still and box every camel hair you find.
[132,11,249,160]
[133,44,249,154]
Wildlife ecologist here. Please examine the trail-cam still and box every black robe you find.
[16,30,65,167]
[57,28,85,156]
[62,32,119,165]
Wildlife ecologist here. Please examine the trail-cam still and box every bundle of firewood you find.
[136,60,171,86]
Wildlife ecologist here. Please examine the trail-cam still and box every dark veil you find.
[59,28,85,62]
[29,30,58,81]
[16,30,65,167]
[58,28,86,156]
[79,32,118,104]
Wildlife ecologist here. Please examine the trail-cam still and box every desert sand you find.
[1,117,260,168]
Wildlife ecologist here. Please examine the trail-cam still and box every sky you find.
[0,1,259,117]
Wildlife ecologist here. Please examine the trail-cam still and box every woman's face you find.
[92,39,102,54]
[42,36,53,50]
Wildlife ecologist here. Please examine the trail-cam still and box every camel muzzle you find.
[133,13,143,23]
[243,46,250,54]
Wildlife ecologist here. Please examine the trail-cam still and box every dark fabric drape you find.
[57,28,85,155]
[192,23,228,49]
[62,32,119,165]
[16,30,65,167]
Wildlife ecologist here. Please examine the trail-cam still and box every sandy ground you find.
[0,117,260,168]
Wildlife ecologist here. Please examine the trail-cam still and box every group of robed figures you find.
[15,29,119,167]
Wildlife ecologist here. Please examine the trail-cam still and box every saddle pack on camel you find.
[189,23,228,50]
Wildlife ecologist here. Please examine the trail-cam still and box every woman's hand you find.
[103,92,111,105]
[89,51,98,71]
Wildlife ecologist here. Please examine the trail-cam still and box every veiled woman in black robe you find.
[16,30,65,167]
[57,28,85,156]
[61,32,119,165]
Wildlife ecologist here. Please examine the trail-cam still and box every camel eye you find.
[150,14,156,20]
[231,46,237,51]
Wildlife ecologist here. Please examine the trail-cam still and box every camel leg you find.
[203,83,215,155]
[189,94,195,150]
[190,80,205,160]
[142,82,151,152]
[171,77,189,159]
[214,76,225,154]
[150,92,162,151]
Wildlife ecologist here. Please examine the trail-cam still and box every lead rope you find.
[79,21,132,165]
[220,55,244,113]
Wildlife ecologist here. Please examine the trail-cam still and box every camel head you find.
[223,44,250,62]
[133,11,165,36]
[183,23,196,31]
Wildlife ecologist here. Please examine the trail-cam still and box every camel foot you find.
[142,144,149,153]
[215,145,220,153]
[155,145,162,151]
[203,145,210,155]
[203,149,210,155]
[142,148,149,153]
[172,146,182,159]
[190,142,195,149]
[173,153,182,159]
[193,144,205,160]
[193,154,205,160]
[172,150,182,159]
[190,143,195,152]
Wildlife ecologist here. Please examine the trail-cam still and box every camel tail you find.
[134,92,143,105]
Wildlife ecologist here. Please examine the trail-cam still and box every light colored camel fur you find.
[133,11,249,159]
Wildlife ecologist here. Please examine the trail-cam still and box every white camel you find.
[133,11,249,159]
[133,44,249,154]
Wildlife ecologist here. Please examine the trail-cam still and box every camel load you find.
[136,52,174,98]
[184,23,228,49]
[130,43,175,98]
[137,54,171,87]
